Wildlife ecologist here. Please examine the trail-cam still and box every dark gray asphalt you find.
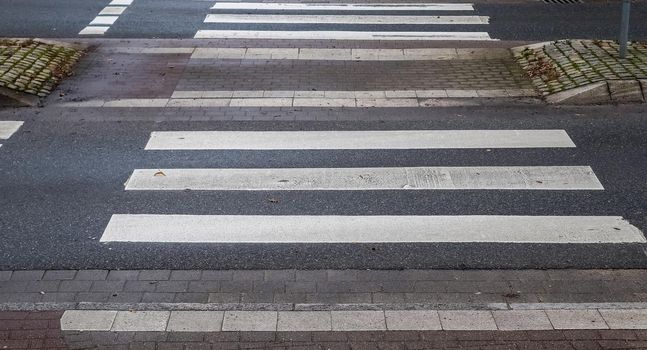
[0,0,646,40]
[0,107,645,270]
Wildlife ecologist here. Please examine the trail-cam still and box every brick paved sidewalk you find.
[3,270,647,349]
[1,269,646,307]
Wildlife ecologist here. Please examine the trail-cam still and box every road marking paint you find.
[89,16,119,25]
[99,6,127,15]
[125,166,603,191]
[60,308,647,331]
[79,26,110,35]
[145,130,576,150]
[81,0,131,36]
[194,30,494,41]
[100,215,644,243]
[204,14,489,25]
[0,121,24,139]
[210,2,475,11]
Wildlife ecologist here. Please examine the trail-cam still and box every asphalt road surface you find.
[0,0,646,40]
[0,106,646,270]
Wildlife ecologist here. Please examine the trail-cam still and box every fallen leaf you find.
[154,171,166,177]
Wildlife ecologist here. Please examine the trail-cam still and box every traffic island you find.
[513,40,647,104]
[0,39,84,106]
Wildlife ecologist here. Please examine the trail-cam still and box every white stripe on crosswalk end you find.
[100,215,645,243]
[210,2,475,11]
[0,121,24,139]
[204,14,490,25]
[125,166,603,191]
[145,130,576,150]
[194,30,493,41]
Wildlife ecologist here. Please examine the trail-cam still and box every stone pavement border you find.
[2,269,647,308]
[59,308,647,332]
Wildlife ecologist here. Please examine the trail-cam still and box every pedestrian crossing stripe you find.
[194,30,494,41]
[144,130,576,150]
[124,166,604,191]
[210,2,476,11]
[0,121,24,140]
[100,215,645,243]
[204,14,490,25]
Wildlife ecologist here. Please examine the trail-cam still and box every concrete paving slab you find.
[277,311,332,331]
[438,311,497,330]
[546,310,608,330]
[331,311,386,331]
[222,311,277,331]
[167,311,224,332]
[385,310,442,330]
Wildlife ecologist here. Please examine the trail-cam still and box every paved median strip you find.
[99,215,644,243]
[60,308,647,332]
[102,47,511,60]
[125,166,603,191]
[190,47,510,60]
[144,130,575,150]
[56,89,538,108]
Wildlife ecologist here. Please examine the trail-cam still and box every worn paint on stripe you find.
[125,166,603,191]
[211,2,475,11]
[99,6,127,15]
[145,130,576,150]
[89,16,118,25]
[204,14,489,25]
[100,215,644,243]
[0,121,24,139]
[194,30,493,41]
[79,26,110,35]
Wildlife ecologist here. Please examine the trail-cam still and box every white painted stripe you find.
[0,121,24,139]
[211,2,475,11]
[100,215,644,243]
[99,6,127,15]
[79,26,110,35]
[89,16,119,25]
[204,14,489,25]
[109,0,133,5]
[194,30,493,41]
[125,166,603,191]
[145,130,576,150]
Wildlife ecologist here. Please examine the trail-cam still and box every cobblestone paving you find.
[0,39,83,97]
[514,40,647,96]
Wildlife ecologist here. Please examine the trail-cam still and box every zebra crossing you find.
[101,129,645,246]
[194,1,494,40]
[0,121,23,148]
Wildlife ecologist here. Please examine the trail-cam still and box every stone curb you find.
[546,79,646,105]
[0,86,40,107]
[60,307,647,332]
